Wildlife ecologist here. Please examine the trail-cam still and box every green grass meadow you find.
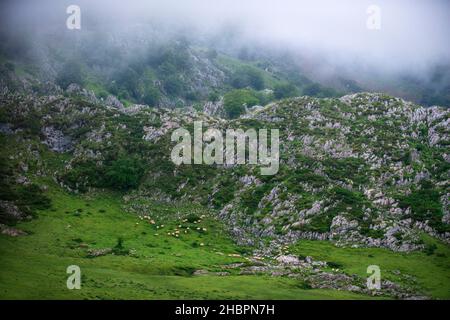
[0,188,449,299]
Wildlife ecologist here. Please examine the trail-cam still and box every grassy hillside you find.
[0,188,373,300]
[289,239,450,299]
[0,90,448,299]
[1,186,449,299]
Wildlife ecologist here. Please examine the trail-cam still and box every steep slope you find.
[1,89,450,299]
[1,90,448,253]
[220,94,449,252]
[0,34,345,110]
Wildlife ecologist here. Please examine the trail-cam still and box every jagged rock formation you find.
[0,90,448,253]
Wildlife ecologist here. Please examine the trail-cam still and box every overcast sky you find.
[1,0,449,74]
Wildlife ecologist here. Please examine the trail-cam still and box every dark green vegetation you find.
[1,187,448,299]
[1,92,448,242]
[0,3,449,300]
[0,89,449,299]
[0,143,51,225]
[398,180,449,233]
[0,188,372,300]
[0,34,349,110]
[289,238,450,299]
[223,89,260,119]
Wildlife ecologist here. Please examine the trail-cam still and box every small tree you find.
[231,66,264,90]
[56,61,84,89]
[274,83,299,99]
[104,156,145,191]
[223,89,260,119]
[143,86,160,106]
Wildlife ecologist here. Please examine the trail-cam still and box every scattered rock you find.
[0,224,27,237]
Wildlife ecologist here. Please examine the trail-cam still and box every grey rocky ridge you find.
[1,88,449,250]
[1,87,448,298]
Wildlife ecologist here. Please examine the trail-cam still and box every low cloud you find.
[1,0,449,80]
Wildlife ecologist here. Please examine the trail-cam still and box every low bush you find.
[223,89,260,119]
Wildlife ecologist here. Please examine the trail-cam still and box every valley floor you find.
[0,189,449,300]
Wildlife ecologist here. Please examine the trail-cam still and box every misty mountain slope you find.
[1,90,448,255]
[219,94,449,252]
[1,0,450,302]
[0,30,358,113]
[2,26,449,112]
[2,0,450,111]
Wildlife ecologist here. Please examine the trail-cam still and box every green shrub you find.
[286,169,328,191]
[113,67,140,99]
[212,178,236,208]
[274,83,299,99]
[296,282,313,290]
[104,156,145,191]
[398,180,443,230]
[360,227,384,239]
[208,91,220,102]
[327,261,343,269]
[223,89,260,119]
[153,45,192,72]
[241,183,273,215]
[302,83,340,98]
[185,90,201,101]
[302,213,334,233]
[56,61,85,89]
[143,86,161,106]
[163,75,184,96]
[186,214,200,223]
[323,157,369,186]
[330,187,368,221]
[170,266,196,276]
[424,243,437,256]
[112,237,130,256]
[0,155,51,224]
[231,66,264,90]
